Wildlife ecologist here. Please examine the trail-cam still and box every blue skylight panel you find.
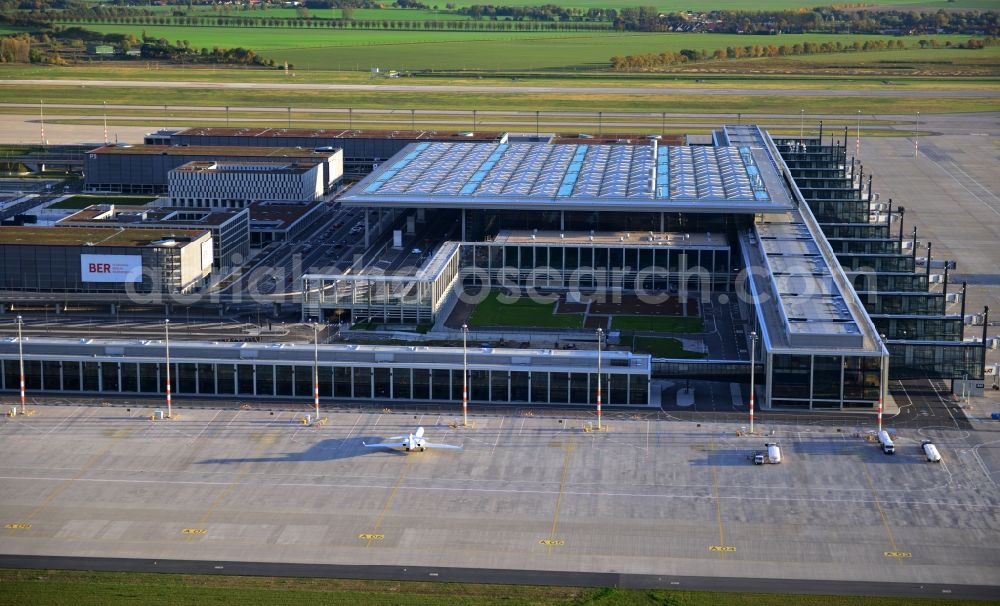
[556,145,588,197]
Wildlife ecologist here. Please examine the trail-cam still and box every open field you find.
[2,569,998,606]
[0,405,998,599]
[71,0,1000,13]
[48,24,992,71]
[432,0,1000,8]
[67,25,595,53]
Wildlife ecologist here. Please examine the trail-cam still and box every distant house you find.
[86,44,115,56]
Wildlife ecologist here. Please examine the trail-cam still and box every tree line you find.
[456,4,615,23]
[3,0,998,36]
[611,6,996,35]
[610,37,998,71]
[50,14,612,31]
[0,25,277,66]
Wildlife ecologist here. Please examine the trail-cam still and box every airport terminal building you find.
[5,124,986,411]
[316,126,889,410]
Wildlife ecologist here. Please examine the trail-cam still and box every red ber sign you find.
[80,254,143,283]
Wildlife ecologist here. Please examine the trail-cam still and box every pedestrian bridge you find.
[651,359,763,383]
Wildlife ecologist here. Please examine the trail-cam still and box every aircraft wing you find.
[423,442,462,450]
[362,441,405,449]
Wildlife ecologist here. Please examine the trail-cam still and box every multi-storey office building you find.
[167,161,324,208]
[58,204,250,269]
[0,227,212,294]
[84,145,342,194]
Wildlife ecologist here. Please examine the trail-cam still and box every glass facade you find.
[0,358,650,406]
[461,241,731,293]
[303,242,462,324]
[767,352,882,410]
[887,342,985,380]
[861,293,946,316]
[821,223,892,239]
[828,238,902,255]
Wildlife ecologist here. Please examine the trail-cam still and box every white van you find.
[921,440,942,462]
[765,442,781,464]
[877,430,895,455]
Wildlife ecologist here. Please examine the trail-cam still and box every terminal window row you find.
[0,360,649,406]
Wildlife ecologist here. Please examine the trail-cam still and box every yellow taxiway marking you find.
[366,454,415,547]
[358,533,384,541]
[709,545,736,553]
[545,443,574,554]
[884,551,912,558]
[5,523,31,530]
[862,462,904,559]
[709,439,728,557]
[182,528,207,535]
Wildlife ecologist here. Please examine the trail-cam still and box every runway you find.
[4,79,999,97]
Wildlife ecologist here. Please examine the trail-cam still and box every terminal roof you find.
[493,230,728,249]
[342,140,794,213]
[89,145,335,159]
[3,336,650,374]
[173,161,318,174]
[61,205,245,228]
[745,211,871,350]
[0,226,206,247]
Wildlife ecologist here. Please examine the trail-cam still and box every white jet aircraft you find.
[362,426,461,452]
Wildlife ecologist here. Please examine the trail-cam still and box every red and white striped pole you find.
[749,331,757,434]
[596,385,602,431]
[856,109,861,162]
[462,324,469,427]
[878,336,885,433]
[313,323,321,421]
[17,315,25,414]
[164,319,172,419]
[596,328,603,431]
[877,396,883,433]
[314,381,320,420]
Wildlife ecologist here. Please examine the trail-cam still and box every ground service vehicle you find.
[878,430,895,454]
[765,442,781,464]
[922,439,942,462]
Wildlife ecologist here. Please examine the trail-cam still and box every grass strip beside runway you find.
[1,569,996,605]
